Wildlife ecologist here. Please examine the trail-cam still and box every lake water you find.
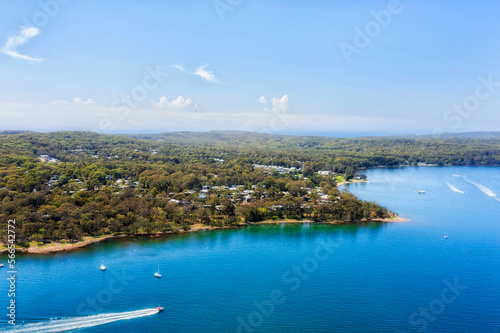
[1,166,499,332]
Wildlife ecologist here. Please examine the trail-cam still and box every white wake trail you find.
[0,308,159,333]
[464,178,497,197]
[445,181,465,194]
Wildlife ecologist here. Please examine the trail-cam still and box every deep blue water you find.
[0,166,499,332]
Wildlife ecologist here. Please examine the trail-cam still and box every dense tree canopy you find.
[1,131,498,247]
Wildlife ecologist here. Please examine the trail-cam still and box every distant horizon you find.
[2,128,500,139]
[1,1,500,135]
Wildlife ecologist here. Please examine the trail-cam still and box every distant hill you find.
[128,130,500,147]
[397,131,500,139]
[1,130,499,168]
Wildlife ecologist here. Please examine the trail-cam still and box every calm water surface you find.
[0,166,499,332]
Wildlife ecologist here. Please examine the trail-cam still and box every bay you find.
[0,166,499,332]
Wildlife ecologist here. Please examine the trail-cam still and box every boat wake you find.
[445,181,465,194]
[464,178,497,198]
[0,308,159,333]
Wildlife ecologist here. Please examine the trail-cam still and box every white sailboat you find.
[100,259,106,271]
[154,265,162,278]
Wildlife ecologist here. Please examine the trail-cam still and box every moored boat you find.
[154,265,162,278]
[100,258,106,271]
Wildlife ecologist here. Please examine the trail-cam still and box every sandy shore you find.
[0,235,120,255]
[371,216,409,223]
[0,216,408,255]
[336,179,371,186]
[256,216,408,225]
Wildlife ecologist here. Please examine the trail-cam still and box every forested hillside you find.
[0,131,498,247]
[131,131,500,168]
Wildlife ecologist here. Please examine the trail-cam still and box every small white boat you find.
[156,306,164,312]
[154,265,162,278]
[416,190,426,194]
[0,264,4,267]
[444,236,449,239]
[100,259,106,271]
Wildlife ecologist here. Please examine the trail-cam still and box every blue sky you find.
[1,0,499,136]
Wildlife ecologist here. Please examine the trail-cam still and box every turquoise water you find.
[1,166,499,332]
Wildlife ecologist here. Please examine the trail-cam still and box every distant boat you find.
[444,236,449,239]
[154,265,162,278]
[0,264,4,267]
[100,259,106,271]
[417,190,426,194]
[156,307,164,312]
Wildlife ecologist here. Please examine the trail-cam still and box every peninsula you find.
[0,131,496,252]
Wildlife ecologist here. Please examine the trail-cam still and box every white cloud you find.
[3,100,486,135]
[193,64,218,82]
[172,64,184,71]
[262,95,289,113]
[52,97,96,105]
[0,27,42,62]
[151,96,198,110]
[74,97,96,105]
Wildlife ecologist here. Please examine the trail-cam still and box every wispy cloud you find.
[172,64,184,71]
[52,97,96,105]
[193,63,218,82]
[0,27,42,62]
[151,96,198,110]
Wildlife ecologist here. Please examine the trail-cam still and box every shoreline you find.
[0,216,408,255]
[336,179,370,186]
